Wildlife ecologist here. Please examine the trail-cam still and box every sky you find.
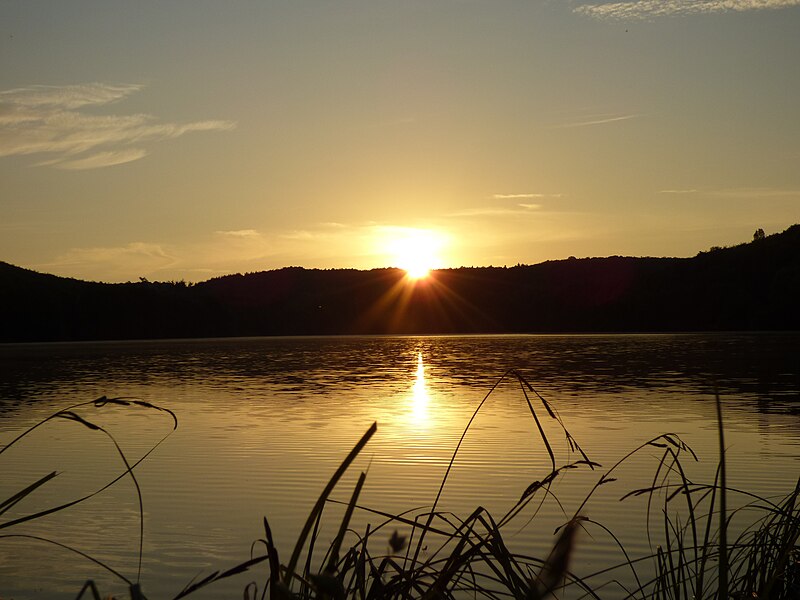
[1,0,799,283]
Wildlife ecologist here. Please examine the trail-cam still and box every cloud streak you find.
[39,149,150,170]
[554,114,638,128]
[41,222,415,281]
[657,187,800,198]
[215,229,261,238]
[492,193,563,200]
[0,83,235,169]
[447,204,543,217]
[44,242,178,281]
[575,0,800,20]
[447,193,564,218]
[708,187,800,198]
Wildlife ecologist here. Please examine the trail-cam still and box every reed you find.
[0,397,176,599]
[176,376,799,600]
[1,378,797,600]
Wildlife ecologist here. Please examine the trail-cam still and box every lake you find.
[0,334,798,599]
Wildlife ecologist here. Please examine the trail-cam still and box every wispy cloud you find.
[43,242,178,281]
[492,193,563,200]
[39,149,149,170]
[42,231,273,281]
[554,113,638,128]
[708,187,800,198]
[0,83,141,111]
[280,230,319,241]
[215,229,261,238]
[658,187,800,198]
[447,203,543,217]
[0,83,235,169]
[575,0,800,20]
[35,215,583,281]
[447,194,566,218]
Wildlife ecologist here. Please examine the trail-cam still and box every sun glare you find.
[384,228,445,281]
[410,351,429,425]
[405,262,431,281]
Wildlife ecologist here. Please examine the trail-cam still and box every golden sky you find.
[1,1,799,282]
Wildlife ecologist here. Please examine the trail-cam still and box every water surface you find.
[0,334,797,598]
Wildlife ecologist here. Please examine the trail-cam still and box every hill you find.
[1,226,799,342]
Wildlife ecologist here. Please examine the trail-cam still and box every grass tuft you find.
[1,380,798,600]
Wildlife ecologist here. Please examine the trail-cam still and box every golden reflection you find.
[409,351,430,426]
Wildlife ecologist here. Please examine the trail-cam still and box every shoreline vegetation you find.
[2,225,800,342]
[1,373,797,599]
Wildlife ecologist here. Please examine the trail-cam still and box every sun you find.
[384,228,445,280]
[403,260,432,280]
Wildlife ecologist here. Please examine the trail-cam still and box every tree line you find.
[1,225,798,342]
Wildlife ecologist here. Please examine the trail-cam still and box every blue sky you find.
[1,1,799,281]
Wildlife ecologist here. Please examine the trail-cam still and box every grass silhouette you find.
[1,375,797,599]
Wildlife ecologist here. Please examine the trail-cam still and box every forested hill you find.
[2,225,799,342]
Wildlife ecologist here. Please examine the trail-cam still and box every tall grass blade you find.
[284,421,377,586]
[263,516,281,600]
[300,506,324,598]
[0,471,58,517]
[0,533,132,586]
[172,556,267,600]
[327,471,367,575]
[715,392,728,600]
[75,580,102,600]
[529,517,578,600]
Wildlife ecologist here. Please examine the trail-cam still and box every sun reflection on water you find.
[409,351,430,427]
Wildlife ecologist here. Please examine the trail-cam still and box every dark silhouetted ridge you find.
[1,225,798,342]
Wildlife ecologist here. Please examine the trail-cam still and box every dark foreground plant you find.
[1,375,798,600]
[595,395,800,600]
[183,378,798,600]
[0,396,176,600]
[174,370,597,600]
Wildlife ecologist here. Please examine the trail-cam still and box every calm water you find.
[0,334,798,599]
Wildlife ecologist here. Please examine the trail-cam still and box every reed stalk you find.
[2,381,798,600]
